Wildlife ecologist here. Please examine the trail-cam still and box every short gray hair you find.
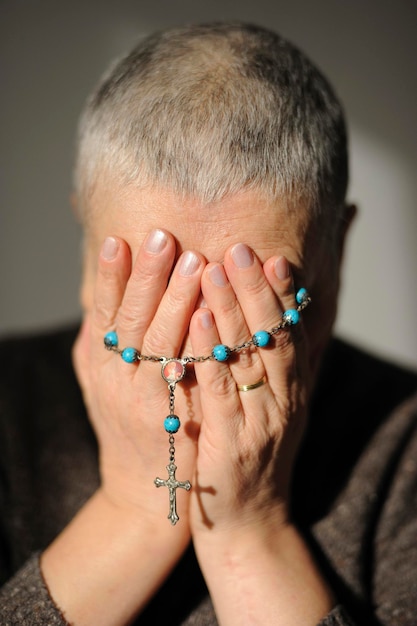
[75,22,348,227]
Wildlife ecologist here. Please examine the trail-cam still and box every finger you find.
[222,244,285,342]
[91,236,132,362]
[221,246,303,396]
[116,229,176,349]
[202,244,268,385]
[200,260,266,388]
[264,255,296,316]
[189,306,277,452]
[263,256,310,387]
[141,250,206,358]
[189,307,242,434]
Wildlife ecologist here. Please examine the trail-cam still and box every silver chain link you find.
[106,296,310,364]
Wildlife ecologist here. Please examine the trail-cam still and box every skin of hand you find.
[186,245,335,625]
[188,245,310,533]
[73,231,206,524]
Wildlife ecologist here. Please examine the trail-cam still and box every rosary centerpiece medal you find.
[154,358,191,526]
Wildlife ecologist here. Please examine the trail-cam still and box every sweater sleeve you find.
[180,597,356,625]
[318,605,356,625]
[0,552,69,625]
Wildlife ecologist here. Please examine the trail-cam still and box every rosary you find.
[104,288,310,525]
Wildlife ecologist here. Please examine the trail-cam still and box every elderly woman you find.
[1,22,416,626]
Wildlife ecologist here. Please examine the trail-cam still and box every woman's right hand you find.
[73,229,205,525]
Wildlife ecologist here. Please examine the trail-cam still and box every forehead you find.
[87,182,317,273]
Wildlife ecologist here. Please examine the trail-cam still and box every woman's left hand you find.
[189,242,310,533]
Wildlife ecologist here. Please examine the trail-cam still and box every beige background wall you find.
[1,0,416,369]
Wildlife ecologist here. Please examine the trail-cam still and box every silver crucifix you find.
[154,462,191,525]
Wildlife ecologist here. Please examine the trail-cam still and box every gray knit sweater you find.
[0,326,416,625]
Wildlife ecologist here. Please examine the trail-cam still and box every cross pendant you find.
[154,462,191,525]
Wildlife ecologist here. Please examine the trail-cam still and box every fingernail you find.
[208,264,228,287]
[275,256,290,280]
[231,243,254,268]
[200,309,213,329]
[101,237,119,261]
[178,251,201,276]
[144,229,168,254]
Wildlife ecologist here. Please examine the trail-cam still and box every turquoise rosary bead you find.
[252,330,271,347]
[164,415,181,433]
[121,347,139,363]
[282,309,300,325]
[296,288,309,305]
[104,330,118,348]
[212,344,230,362]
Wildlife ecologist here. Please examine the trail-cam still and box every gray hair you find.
[75,22,348,227]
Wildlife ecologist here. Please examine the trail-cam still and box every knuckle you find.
[116,306,150,339]
[142,324,172,355]
[235,348,258,369]
[242,276,268,299]
[166,288,191,311]
[209,370,236,399]
[98,260,117,281]
[216,299,239,321]
[130,261,159,286]
[116,306,140,330]
[94,301,115,329]
[214,303,248,342]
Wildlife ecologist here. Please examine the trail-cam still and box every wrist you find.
[191,495,290,539]
[98,485,191,535]
[99,449,193,528]
[193,522,335,626]
[42,488,191,626]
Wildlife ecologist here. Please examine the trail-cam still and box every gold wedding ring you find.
[237,375,267,392]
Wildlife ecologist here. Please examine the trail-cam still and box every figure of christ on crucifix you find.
[154,462,192,525]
